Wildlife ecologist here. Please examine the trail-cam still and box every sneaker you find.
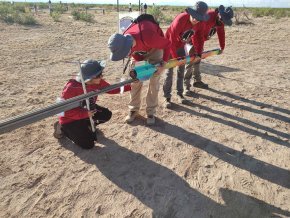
[193,81,209,89]
[53,121,63,139]
[125,111,138,123]
[146,115,155,125]
[164,98,172,109]
[177,94,188,104]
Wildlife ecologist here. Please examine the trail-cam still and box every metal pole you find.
[0,79,135,135]
[139,0,140,12]
[78,61,96,135]
[117,0,119,12]
[0,49,221,135]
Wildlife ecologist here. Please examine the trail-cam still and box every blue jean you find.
[163,47,185,98]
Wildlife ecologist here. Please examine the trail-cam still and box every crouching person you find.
[53,59,131,149]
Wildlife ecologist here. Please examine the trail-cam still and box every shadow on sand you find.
[200,62,241,76]
[59,137,290,218]
[208,88,290,116]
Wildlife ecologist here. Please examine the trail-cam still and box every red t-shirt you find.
[59,79,131,124]
[165,12,205,58]
[124,20,171,61]
[201,10,225,50]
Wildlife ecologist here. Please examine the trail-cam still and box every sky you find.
[3,0,290,8]
[72,0,289,8]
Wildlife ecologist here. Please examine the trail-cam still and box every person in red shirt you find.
[163,1,209,108]
[108,17,171,125]
[183,5,234,94]
[53,59,131,149]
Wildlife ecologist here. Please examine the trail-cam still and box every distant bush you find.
[163,15,174,24]
[0,3,37,25]
[71,10,94,22]
[52,4,66,14]
[51,11,61,22]
[251,8,289,18]
[147,6,165,23]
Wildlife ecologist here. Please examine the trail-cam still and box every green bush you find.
[163,15,174,24]
[71,10,94,22]
[53,4,66,14]
[15,13,37,25]
[51,11,61,22]
[0,3,37,25]
[250,8,289,19]
[147,6,165,23]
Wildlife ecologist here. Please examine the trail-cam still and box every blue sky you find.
[4,0,290,7]
[74,0,289,8]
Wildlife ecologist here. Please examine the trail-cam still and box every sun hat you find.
[218,5,234,26]
[76,59,106,83]
[186,1,210,21]
[108,33,134,61]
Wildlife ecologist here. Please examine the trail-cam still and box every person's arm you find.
[167,19,183,59]
[99,79,131,94]
[192,22,205,56]
[216,24,225,51]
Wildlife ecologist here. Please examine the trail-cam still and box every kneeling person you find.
[53,59,130,149]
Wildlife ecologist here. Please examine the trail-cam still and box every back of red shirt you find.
[124,21,171,61]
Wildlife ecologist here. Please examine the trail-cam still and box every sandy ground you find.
[0,10,290,218]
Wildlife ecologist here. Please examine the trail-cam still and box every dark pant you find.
[61,105,112,149]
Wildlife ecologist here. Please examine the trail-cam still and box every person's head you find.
[186,1,209,25]
[108,33,134,61]
[76,59,105,85]
[217,5,234,26]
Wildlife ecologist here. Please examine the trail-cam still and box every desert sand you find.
[0,9,289,218]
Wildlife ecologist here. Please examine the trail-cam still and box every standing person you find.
[140,3,143,13]
[129,3,132,12]
[163,1,209,108]
[143,3,147,14]
[48,0,52,15]
[108,16,171,125]
[184,5,234,94]
[53,60,131,149]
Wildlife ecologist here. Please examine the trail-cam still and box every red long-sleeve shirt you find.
[59,79,131,125]
[124,20,171,62]
[201,10,225,50]
[165,12,205,58]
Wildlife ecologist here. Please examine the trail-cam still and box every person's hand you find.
[219,49,224,54]
[88,109,97,117]
[195,54,202,63]
[156,61,167,73]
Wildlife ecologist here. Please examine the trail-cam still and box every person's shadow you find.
[149,118,290,189]
[174,101,290,146]
[59,138,290,217]
[197,91,290,124]
[200,62,241,76]
[208,88,290,116]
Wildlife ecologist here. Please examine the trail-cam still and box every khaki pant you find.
[129,49,163,116]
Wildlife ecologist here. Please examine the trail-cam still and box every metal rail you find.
[0,79,135,135]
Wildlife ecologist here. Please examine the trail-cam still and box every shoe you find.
[53,121,63,139]
[146,115,155,125]
[125,111,138,123]
[164,98,172,108]
[177,94,188,104]
[193,81,209,89]
[184,89,191,96]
